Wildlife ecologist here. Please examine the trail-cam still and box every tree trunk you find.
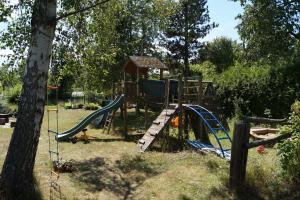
[0,0,56,199]
[183,2,189,77]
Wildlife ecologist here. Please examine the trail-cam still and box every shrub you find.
[7,84,22,104]
[0,102,11,114]
[84,103,99,110]
[215,62,300,118]
[277,101,300,183]
[216,63,271,118]
[64,102,72,109]
[190,61,217,80]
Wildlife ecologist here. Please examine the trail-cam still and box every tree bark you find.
[183,2,190,77]
[0,0,56,199]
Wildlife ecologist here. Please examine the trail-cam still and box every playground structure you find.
[56,94,124,141]
[122,56,231,159]
[47,56,230,159]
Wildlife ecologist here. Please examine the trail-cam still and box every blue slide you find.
[56,95,124,141]
[184,105,232,160]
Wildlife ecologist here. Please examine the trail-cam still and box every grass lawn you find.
[0,106,282,200]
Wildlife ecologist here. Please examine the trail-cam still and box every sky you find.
[204,0,243,42]
[0,0,243,62]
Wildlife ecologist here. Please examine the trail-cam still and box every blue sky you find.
[204,0,243,42]
[0,0,243,61]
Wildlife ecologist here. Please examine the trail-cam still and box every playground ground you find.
[0,106,282,200]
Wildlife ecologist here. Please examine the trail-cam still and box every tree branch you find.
[56,0,112,21]
[290,31,300,40]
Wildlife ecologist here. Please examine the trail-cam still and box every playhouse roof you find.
[123,56,168,75]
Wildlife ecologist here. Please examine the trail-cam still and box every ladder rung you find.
[153,121,160,125]
[218,137,229,140]
[150,132,157,137]
[49,150,59,155]
[48,109,58,112]
[48,129,58,134]
[51,171,59,178]
[200,111,211,114]
[138,139,145,144]
[212,127,222,130]
[223,149,231,151]
[206,119,217,121]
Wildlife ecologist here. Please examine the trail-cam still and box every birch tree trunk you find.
[0,0,56,199]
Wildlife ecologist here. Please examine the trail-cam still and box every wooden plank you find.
[246,133,292,149]
[242,116,287,124]
[137,107,178,152]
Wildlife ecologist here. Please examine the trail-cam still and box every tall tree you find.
[164,0,216,76]
[234,0,300,63]
[0,0,57,198]
[0,0,111,199]
[199,37,236,72]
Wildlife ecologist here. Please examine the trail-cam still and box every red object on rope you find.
[47,86,59,90]
[257,145,265,154]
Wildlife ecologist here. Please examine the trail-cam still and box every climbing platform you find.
[138,106,178,152]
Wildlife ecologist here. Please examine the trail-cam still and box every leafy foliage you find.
[277,101,300,183]
[216,61,300,118]
[84,103,99,110]
[234,0,300,63]
[199,37,237,72]
[7,83,22,104]
[190,61,216,80]
[164,0,216,76]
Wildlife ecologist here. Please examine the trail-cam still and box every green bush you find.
[84,103,99,110]
[216,63,271,118]
[190,61,217,80]
[277,101,300,183]
[0,102,11,114]
[215,62,300,118]
[7,84,22,104]
[64,102,72,109]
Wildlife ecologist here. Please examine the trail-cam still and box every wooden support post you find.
[178,74,183,149]
[184,77,188,103]
[160,69,164,80]
[184,111,189,140]
[136,67,140,115]
[122,77,128,138]
[165,78,170,108]
[197,75,203,105]
[144,96,148,130]
[229,122,250,189]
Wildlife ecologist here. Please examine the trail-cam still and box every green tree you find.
[164,0,216,76]
[234,0,300,63]
[0,1,111,199]
[199,37,236,72]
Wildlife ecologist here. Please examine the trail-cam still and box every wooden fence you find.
[229,117,289,189]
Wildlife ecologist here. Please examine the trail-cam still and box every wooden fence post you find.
[229,122,250,189]
[178,74,183,149]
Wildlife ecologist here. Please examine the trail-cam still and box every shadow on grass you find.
[70,154,160,200]
[0,175,43,200]
[208,164,276,200]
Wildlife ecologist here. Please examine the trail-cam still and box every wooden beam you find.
[160,69,164,80]
[178,74,183,149]
[246,133,292,149]
[243,116,287,124]
[197,76,202,105]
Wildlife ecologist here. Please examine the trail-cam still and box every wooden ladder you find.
[102,110,116,134]
[138,106,178,152]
